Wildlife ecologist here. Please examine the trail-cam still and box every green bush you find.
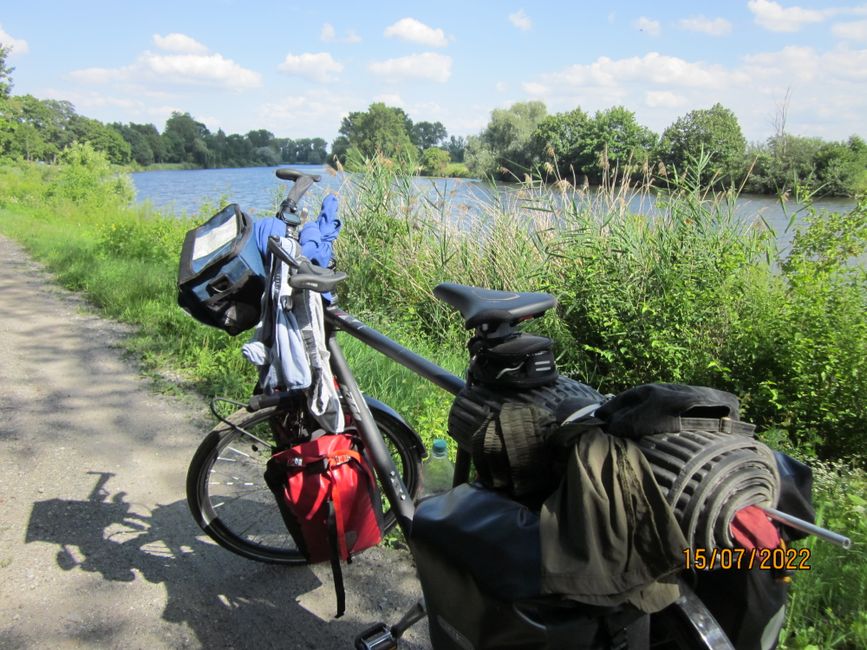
[50,141,134,206]
[335,156,867,463]
[420,147,450,177]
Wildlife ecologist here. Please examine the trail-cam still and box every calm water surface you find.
[131,165,857,250]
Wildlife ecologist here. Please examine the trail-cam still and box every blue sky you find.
[2,1,866,144]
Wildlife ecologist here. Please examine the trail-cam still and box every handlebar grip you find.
[276,167,321,183]
[284,174,316,212]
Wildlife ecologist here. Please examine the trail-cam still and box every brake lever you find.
[267,236,300,268]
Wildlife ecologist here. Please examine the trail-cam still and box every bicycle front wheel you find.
[186,403,422,565]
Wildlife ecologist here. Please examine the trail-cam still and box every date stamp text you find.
[683,547,811,571]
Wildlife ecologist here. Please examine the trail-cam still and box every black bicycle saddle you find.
[433,283,556,329]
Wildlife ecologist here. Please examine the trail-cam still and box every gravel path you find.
[0,235,427,649]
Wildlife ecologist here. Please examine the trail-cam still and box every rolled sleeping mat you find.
[637,427,780,550]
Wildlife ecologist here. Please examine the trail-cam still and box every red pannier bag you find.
[264,431,384,616]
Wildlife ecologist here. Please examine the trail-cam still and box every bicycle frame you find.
[323,304,468,538]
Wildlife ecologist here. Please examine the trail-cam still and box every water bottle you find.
[420,439,454,498]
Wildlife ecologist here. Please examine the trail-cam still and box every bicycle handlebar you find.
[276,167,320,219]
[276,168,321,183]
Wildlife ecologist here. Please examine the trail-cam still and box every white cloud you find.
[522,82,549,95]
[520,45,867,141]
[258,89,359,140]
[747,0,829,32]
[321,23,361,44]
[278,52,343,83]
[496,81,508,92]
[832,19,867,40]
[143,52,261,88]
[197,115,222,131]
[634,17,661,36]
[645,90,686,108]
[384,18,448,47]
[539,52,731,89]
[678,16,732,36]
[368,52,452,83]
[152,33,208,54]
[69,66,130,84]
[0,24,29,55]
[374,93,404,106]
[70,50,261,90]
[509,10,532,31]
[42,87,180,124]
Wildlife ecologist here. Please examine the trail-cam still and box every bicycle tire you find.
[186,404,422,565]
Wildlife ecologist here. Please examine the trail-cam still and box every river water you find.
[131,165,857,250]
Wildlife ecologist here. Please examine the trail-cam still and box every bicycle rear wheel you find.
[186,403,422,564]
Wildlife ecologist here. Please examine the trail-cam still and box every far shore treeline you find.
[1,43,866,196]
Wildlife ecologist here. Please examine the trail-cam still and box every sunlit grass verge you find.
[0,154,461,445]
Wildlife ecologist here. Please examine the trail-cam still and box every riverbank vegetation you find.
[2,39,863,195]
[466,100,867,198]
[0,145,864,647]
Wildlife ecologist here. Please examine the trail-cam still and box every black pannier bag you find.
[177,204,267,335]
[410,484,649,650]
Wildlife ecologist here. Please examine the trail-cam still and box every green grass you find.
[0,151,865,648]
[781,461,867,649]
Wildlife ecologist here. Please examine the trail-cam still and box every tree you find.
[746,134,823,195]
[206,128,228,167]
[6,122,50,161]
[421,147,450,176]
[465,101,548,178]
[532,108,591,178]
[446,135,466,163]
[2,95,77,162]
[68,115,131,164]
[112,122,154,165]
[130,123,165,164]
[0,43,13,99]
[658,103,746,185]
[246,129,274,149]
[163,112,212,165]
[225,133,253,167]
[331,102,416,163]
[411,121,447,150]
[580,106,657,183]
[252,145,279,166]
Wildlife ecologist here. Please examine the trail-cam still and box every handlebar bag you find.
[177,203,267,335]
[264,431,384,617]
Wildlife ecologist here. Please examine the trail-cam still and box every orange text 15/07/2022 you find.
[682,547,812,571]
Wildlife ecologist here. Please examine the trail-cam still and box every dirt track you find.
[0,235,427,649]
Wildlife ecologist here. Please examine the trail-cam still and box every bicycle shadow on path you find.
[0,235,426,649]
[20,472,426,649]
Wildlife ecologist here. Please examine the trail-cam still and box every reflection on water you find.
[131,165,857,250]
